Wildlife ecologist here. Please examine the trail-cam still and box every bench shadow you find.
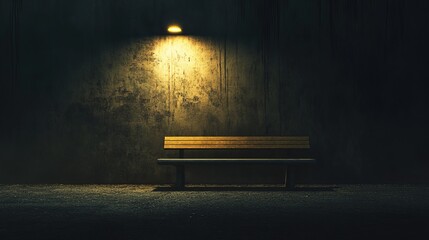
[153,185,337,192]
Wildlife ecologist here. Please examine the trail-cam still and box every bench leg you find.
[285,166,295,189]
[176,165,185,189]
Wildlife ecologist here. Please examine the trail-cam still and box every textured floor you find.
[0,184,428,240]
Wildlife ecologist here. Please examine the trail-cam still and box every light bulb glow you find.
[167,25,182,34]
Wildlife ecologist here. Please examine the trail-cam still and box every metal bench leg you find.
[285,166,295,189]
[176,165,185,189]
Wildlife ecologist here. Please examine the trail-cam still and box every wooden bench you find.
[157,136,315,189]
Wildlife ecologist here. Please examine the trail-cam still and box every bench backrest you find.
[164,136,310,149]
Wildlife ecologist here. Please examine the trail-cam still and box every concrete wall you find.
[1,0,428,183]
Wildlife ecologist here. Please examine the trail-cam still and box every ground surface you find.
[0,184,428,240]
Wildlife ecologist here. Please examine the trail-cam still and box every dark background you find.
[1,0,428,184]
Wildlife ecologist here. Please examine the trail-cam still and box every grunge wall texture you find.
[1,0,428,183]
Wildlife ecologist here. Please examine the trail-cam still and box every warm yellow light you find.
[167,25,182,34]
[150,36,217,126]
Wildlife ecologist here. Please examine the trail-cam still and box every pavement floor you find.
[0,184,428,240]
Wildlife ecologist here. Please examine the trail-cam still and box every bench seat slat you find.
[158,158,316,164]
[164,144,310,149]
[165,136,309,141]
[164,136,310,149]
[165,140,309,145]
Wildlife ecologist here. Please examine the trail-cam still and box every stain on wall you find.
[1,0,428,183]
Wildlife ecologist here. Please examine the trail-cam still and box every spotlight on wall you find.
[167,25,182,34]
